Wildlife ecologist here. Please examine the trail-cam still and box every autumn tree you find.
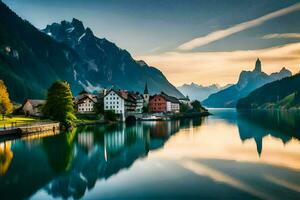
[43,81,76,127]
[0,80,13,120]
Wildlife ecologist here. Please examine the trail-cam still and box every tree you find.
[180,103,189,113]
[43,81,76,127]
[191,100,205,112]
[104,110,118,121]
[93,99,104,115]
[0,80,13,120]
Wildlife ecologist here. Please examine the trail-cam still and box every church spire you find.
[254,58,262,72]
[144,82,149,94]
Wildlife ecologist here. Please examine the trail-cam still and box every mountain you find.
[0,2,183,103]
[237,73,300,110]
[0,1,87,102]
[177,83,232,101]
[202,59,292,108]
[42,18,183,98]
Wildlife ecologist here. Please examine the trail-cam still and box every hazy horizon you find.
[4,0,300,86]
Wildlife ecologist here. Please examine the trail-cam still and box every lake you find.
[1,109,300,200]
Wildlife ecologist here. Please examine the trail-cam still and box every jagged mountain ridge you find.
[237,73,300,110]
[0,1,88,102]
[177,83,232,101]
[43,18,183,98]
[202,59,292,108]
[0,0,183,103]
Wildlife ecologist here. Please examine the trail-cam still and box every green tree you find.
[93,99,104,115]
[180,103,189,113]
[43,81,76,127]
[191,100,205,112]
[104,110,118,121]
[0,80,13,120]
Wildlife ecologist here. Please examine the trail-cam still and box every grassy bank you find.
[0,116,44,127]
[74,114,105,126]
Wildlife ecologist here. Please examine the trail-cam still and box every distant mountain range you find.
[202,59,292,108]
[237,73,300,110]
[0,1,183,102]
[177,83,232,101]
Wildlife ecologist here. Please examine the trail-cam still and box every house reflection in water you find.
[44,120,182,199]
[0,119,197,200]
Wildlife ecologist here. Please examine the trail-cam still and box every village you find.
[0,77,209,139]
[20,83,206,123]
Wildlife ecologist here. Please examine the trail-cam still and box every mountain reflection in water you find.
[0,110,299,200]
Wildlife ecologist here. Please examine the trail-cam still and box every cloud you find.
[136,42,300,86]
[148,46,161,53]
[262,33,300,39]
[177,3,300,51]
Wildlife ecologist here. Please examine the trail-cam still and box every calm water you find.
[1,109,300,200]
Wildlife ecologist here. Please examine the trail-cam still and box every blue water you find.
[1,109,300,199]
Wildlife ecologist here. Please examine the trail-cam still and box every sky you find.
[3,0,300,86]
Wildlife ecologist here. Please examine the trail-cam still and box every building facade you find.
[143,82,150,107]
[77,96,97,113]
[75,90,98,114]
[148,95,167,113]
[149,92,180,113]
[22,99,45,117]
[104,90,126,115]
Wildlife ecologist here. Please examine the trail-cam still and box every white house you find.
[75,90,98,114]
[104,89,140,121]
[77,96,97,113]
[104,90,126,120]
[22,99,46,117]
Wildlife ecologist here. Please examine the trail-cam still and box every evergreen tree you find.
[191,100,203,111]
[43,81,76,127]
[0,80,13,120]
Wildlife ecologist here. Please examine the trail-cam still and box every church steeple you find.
[144,82,149,94]
[254,58,262,72]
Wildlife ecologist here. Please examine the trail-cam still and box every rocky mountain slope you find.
[43,18,183,98]
[202,59,292,108]
[0,1,183,102]
[237,73,300,110]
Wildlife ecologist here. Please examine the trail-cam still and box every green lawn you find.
[74,113,104,124]
[0,116,42,127]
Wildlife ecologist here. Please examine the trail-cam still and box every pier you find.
[0,122,60,137]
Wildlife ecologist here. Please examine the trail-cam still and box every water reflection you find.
[237,110,300,156]
[0,120,185,199]
[0,111,300,199]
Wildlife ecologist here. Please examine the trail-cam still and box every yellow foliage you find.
[0,80,13,117]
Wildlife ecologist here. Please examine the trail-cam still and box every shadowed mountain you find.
[0,1,183,102]
[203,59,292,108]
[42,18,184,98]
[237,73,300,110]
[0,1,87,102]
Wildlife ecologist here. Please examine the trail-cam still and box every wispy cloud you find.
[177,3,300,51]
[262,33,300,39]
[137,42,300,86]
[148,46,161,53]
